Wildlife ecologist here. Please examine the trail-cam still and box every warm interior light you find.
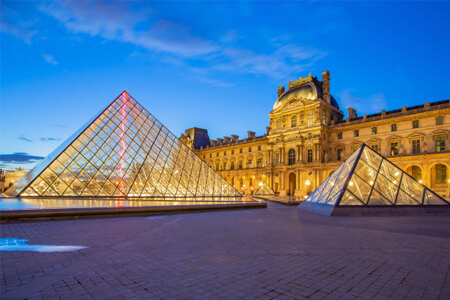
[349,181,354,186]
[395,172,399,177]
[259,182,263,186]
[305,180,311,186]
[419,180,423,184]
[370,181,374,185]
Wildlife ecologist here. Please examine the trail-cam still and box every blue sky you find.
[1,1,449,171]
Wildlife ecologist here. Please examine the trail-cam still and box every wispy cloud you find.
[42,54,58,65]
[0,152,44,163]
[18,135,32,142]
[40,137,62,142]
[338,89,387,116]
[0,2,38,44]
[38,1,326,81]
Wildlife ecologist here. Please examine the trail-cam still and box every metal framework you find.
[6,91,241,198]
[305,144,449,206]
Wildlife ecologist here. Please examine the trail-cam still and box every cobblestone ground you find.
[1,202,450,299]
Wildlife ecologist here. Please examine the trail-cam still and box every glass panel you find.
[423,190,448,205]
[360,146,382,170]
[340,189,364,205]
[400,175,424,202]
[373,173,398,203]
[368,189,393,205]
[396,190,420,205]
[354,160,377,186]
[326,190,343,205]
[347,174,372,204]
[378,160,402,185]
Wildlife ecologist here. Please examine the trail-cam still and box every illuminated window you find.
[307,111,314,125]
[216,163,219,170]
[248,159,252,168]
[288,149,295,165]
[412,140,421,154]
[308,133,312,139]
[436,136,445,152]
[372,127,377,135]
[239,160,243,169]
[391,124,397,132]
[222,162,227,170]
[307,149,313,162]
[276,119,282,130]
[354,130,359,137]
[338,132,342,139]
[275,153,279,166]
[230,162,235,170]
[371,144,379,153]
[249,178,253,188]
[291,116,297,127]
[231,177,235,187]
[353,146,359,152]
[337,148,344,161]
[436,164,447,184]
[436,116,444,125]
[240,177,243,187]
[411,166,422,181]
[322,113,327,125]
[413,120,419,128]
[391,142,399,156]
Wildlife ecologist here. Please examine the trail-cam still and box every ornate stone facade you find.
[184,71,450,198]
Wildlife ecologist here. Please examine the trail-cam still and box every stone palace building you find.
[181,71,450,198]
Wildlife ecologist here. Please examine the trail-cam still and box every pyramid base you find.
[299,202,450,216]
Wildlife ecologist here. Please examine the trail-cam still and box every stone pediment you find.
[272,97,316,114]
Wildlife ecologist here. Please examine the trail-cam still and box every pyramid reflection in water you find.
[254,182,275,196]
[6,92,241,198]
[299,144,449,215]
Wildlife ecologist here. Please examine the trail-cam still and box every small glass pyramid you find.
[304,144,449,208]
[6,92,241,198]
[254,182,275,196]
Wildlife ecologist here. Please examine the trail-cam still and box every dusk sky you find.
[1,1,449,171]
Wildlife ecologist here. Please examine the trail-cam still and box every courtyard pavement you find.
[1,201,450,299]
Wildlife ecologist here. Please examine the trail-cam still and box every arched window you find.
[276,119,282,130]
[291,116,297,127]
[411,166,422,181]
[436,164,447,184]
[288,149,295,165]
[231,177,235,187]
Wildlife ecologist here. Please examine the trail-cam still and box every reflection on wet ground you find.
[0,197,260,211]
[0,238,87,252]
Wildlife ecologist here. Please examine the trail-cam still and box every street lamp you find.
[305,180,311,195]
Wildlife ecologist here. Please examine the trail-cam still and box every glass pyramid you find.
[5,92,241,198]
[304,144,449,208]
[254,182,275,196]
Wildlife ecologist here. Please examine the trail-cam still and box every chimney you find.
[247,131,256,139]
[231,135,239,142]
[348,107,357,119]
[277,86,285,98]
[224,136,231,144]
[216,138,224,145]
[321,71,330,104]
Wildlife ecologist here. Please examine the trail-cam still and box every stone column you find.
[297,145,301,163]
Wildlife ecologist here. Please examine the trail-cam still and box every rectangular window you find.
[338,132,342,140]
[257,157,262,166]
[436,116,444,125]
[224,151,226,156]
[372,127,377,135]
[249,147,252,152]
[391,124,397,132]
[307,149,313,162]
[210,154,212,158]
[275,153,279,166]
[436,165,447,184]
[337,148,343,161]
[240,148,242,153]
[223,162,227,170]
[248,159,252,168]
[230,163,234,170]
[353,146,359,152]
[354,130,359,137]
[216,163,219,170]
[371,144,379,152]
[412,140,421,154]
[307,111,314,125]
[413,120,419,128]
[203,155,205,159]
[231,150,234,155]
[436,136,445,152]
[258,145,261,151]
[239,161,243,169]
[391,142,399,156]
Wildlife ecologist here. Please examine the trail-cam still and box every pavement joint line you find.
[0,216,183,299]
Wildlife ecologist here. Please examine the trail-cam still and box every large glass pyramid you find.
[254,182,275,196]
[301,144,449,215]
[5,92,241,198]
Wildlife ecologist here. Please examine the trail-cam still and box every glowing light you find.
[305,180,311,186]
[419,180,423,184]
[370,181,374,185]
[395,172,399,176]
[259,182,263,186]
[349,181,354,186]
